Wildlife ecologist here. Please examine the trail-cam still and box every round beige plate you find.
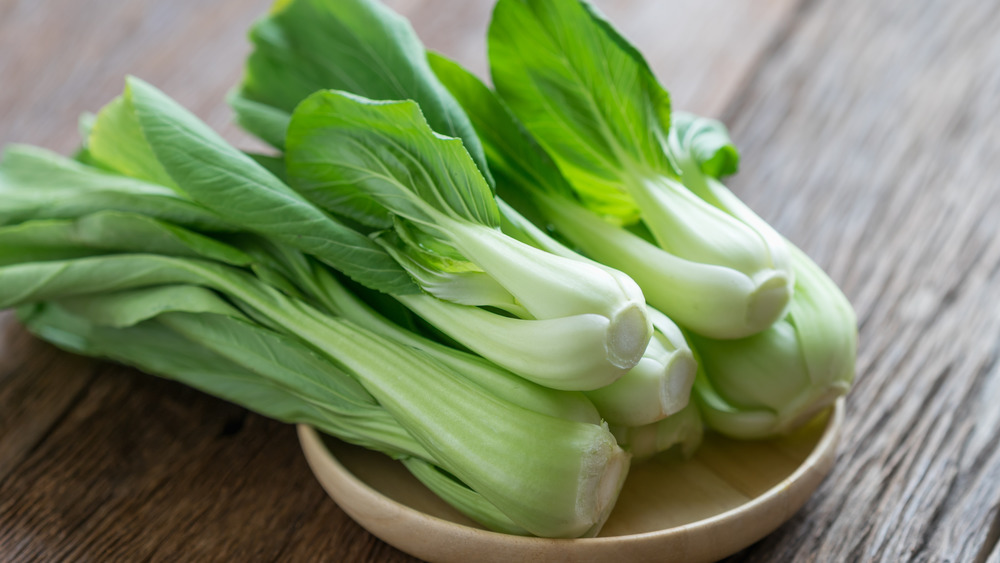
[298,400,842,563]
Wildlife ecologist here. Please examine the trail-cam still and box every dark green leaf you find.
[286,90,501,231]
[236,0,491,183]
[488,0,673,218]
[120,77,415,294]
[0,145,232,231]
[428,53,577,202]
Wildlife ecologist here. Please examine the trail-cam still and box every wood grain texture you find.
[0,329,412,562]
[0,0,272,153]
[715,0,1000,561]
[0,313,99,482]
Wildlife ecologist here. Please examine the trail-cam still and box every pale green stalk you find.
[610,401,704,462]
[254,241,603,422]
[585,308,696,426]
[666,112,856,438]
[690,246,856,438]
[529,189,790,339]
[497,200,697,423]
[20,291,539,533]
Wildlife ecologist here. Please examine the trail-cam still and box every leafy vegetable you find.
[3,251,629,538]
[666,112,856,438]
[0,0,861,541]
[92,76,655,389]
[486,0,794,339]
[234,0,702,412]
[432,9,854,437]
[248,241,604,425]
[233,0,656,390]
[431,52,772,338]
[28,296,542,529]
[0,74,648,537]
[285,90,652,388]
[690,241,856,438]
[235,0,489,180]
[496,201,697,426]
[90,77,415,295]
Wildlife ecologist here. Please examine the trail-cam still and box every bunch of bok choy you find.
[0,0,857,539]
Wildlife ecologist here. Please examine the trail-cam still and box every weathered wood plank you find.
[0,360,405,561]
[715,0,1000,560]
[0,0,271,153]
[0,317,100,482]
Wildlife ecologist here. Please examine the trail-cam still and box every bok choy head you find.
[486,0,794,339]
[3,257,630,538]
[690,246,856,439]
[231,0,654,389]
[660,112,856,437]
[283,91,651,388]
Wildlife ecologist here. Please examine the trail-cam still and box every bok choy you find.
[691,245,856,438]
[487,0,795,339]
[84,76,651,391]
[4,260,627,538]
[284,90,652,390]
[666,112,857,438]
[427,6,854,439]
[0,0,860,542]
[228,0,655,390]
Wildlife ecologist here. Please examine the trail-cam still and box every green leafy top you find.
[0,145,234,232]
[85,77,414,295]
[488,0,673,220]
[89,95,178,189]
[235,0,491,184]
[285,90,501,234]
[428,52,577,203]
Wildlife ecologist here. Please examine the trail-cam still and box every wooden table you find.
[2,0,999,561]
